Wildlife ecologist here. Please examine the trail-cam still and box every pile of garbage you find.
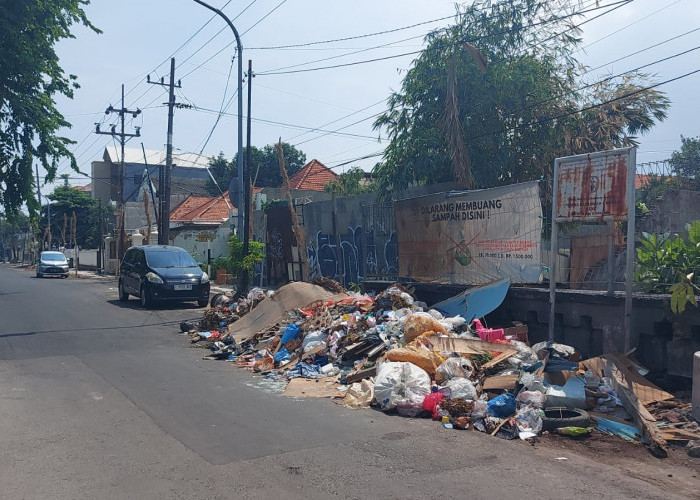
[181,282,700,458]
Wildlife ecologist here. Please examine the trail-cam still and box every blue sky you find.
[50,0,700,191]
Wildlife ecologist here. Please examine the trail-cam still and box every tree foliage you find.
[43,185,109,249]
[635,221,700,314]
[0,1,99,217]
[669,135,700,188]
[0,211,31,261]
[324,167,376,197]
[206,142,308,195]
[372,0,669,196]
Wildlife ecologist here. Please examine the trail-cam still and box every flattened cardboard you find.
[283,377,344,398]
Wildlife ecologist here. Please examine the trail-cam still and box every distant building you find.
[90,146,212,208]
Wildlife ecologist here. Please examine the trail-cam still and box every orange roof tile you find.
[288,159,338,191]
[170,192,232,223]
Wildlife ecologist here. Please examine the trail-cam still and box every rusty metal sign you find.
[554,148,633,222]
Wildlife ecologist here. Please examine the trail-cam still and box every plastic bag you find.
[435,356,474,383]
[516,390,548,409]
[471,400,488,419]
[442,378,478,400]
[273,347,291,365]
[486,393,516,417]
[516,408,544,434]
[302,330,327,352]
[519,372,546,393]
[403,312,447,342]
[422,392,445,420]
[343,378,374,408]
[440,315,467,333]
[373,361,431,412]
[435,357,474,384]
[281,323,301,344]
[385,344,446,376]
[557,426,592,437]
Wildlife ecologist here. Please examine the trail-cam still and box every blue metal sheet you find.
[432,278,510,322]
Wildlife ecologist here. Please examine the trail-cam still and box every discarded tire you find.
[541,407,590,432]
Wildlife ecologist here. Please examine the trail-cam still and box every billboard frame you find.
[548,147,636,352]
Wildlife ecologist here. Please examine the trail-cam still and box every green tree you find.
[0,212,31,261]
[0,1,99,217]
[669,135,700,188]
[324,167,376,196]
[372,0,668,196]
[206,142,308,196]
[44,185,108,248]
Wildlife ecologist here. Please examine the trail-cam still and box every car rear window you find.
[42,253,66,262]
[145,250,197,268]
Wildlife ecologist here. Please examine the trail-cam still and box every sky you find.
[48,0,700,193]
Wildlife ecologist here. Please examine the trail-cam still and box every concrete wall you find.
[172,221,232,265]
[300,182,460,286]
[488,287,700,378]
[638,189,700,237]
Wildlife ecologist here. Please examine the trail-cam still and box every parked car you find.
[118,245,210,308]
[36,251,69,278]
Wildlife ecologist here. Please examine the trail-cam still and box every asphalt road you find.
[0,263,697,499]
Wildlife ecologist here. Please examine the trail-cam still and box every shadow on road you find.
[106,299,204,311]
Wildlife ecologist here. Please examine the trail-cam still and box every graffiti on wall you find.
[307,226,398,286]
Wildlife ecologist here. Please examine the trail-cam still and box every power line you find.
[466,67,700,142]
[584,26,700,74]
[255,1,630,75]
[247,14,455,50]
[180,0,287,81]
[575,0,684,52]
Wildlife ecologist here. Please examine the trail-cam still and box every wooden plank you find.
[427,335,516,357]
[601,357,668,457]
[483,374,518,391]
[583,354,674,406]
[343,366,377,385]
[481,350,517,370]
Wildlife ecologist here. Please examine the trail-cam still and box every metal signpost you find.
[549,147,637,351]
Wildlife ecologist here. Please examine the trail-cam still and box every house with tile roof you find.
[168,192,236,263]
[287,159,338,191]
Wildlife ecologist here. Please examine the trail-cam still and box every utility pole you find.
[35,165,51,251]
[148,59,188,245]
[95,84,141,274]
[240,59,254,296]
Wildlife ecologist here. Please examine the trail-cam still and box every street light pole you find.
[192,0,244,243]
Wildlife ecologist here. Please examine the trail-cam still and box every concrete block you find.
[693,352,700,422]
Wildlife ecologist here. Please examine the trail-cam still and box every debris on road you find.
[179,280,700,457]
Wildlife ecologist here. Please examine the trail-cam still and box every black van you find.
[118,245,210,308]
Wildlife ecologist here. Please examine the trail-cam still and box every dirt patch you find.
[535,429,700,496]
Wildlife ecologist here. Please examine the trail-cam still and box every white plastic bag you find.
[302,329,327,352]
[343,378,375,408]
[373,361,431,412]
[435,356,474,383]
[516,390,547,409]
[441,377,478,400]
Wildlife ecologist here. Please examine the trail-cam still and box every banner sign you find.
[395,181,542,284]
[554,148,632,222]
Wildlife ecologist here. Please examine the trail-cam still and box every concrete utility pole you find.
[192,0,244,242]
[147,58,189,245]
[95,84,141,271]
[240,59,254,295]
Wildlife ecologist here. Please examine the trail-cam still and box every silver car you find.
[36,251,70,278]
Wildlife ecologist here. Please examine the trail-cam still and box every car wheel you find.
[140,285,152,308]
[36,272,42,278]
[118,281,129,301]
[197,297,208,308]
